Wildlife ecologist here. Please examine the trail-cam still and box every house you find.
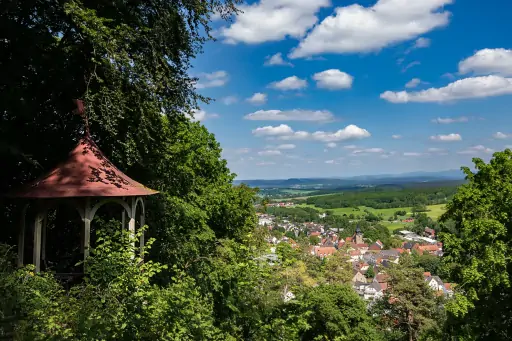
[443,283,454,297]
[349,250,362,262]
[425,275,445,291]
[352,270,366,283]
[368,240,384,251]
[353,281,369,296]
[424,227,436,238]
[312,246,337,258]
[364,282,384,300]
[380,249,400,258]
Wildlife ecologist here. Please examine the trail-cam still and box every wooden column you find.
[121,210,126,230]
[139,213,145,259]
[17,204,28,267]
[33,213,42,273]
[41,216,47,264]
[83,198,91,260]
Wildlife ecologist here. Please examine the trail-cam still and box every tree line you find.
[304,186,458,209]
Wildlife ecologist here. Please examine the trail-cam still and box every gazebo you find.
[9,103,158,273]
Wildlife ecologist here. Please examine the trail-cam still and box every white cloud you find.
[264,52,293,67]
[187,110,219,122]
[431,116,469,124]
[252,124,294,136]
[381,76,512,103]
[246,93,268,105]
[392,134,402,139]
[289,0,452,59]
[277,144,296,150]
[430,133,462,142]
[325,160,336,164]
[253,124,371,143]
[493,132,512,139]
[404,152,423,156]
[457,145,494,155]
[269,76,308,91]
[244,109,334,122]
[427,147,445,152]
[222,96,238,105]
[326,142,337,148]
[310,125,371,142]
[195,71,229,89]
[459,48,512,76]
[256,161,276,166]
[258,150,282,156]
[313,69,353,90]
[221,0,330,44]
[405,78,422,88]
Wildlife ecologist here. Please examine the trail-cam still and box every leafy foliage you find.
[440,150,512,340]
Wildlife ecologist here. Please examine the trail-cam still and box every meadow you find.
[297,204,446,221]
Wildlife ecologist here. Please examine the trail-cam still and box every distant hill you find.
[234,170,465,189]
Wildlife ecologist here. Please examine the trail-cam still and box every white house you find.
[364,282,383,300]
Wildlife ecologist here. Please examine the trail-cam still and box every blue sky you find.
[190,0,512,180]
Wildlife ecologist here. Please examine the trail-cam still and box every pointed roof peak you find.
[10,136,158,198]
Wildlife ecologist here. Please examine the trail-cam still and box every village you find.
[258,211,452,301]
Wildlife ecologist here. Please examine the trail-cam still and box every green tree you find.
[365,266,375,279]
[309,235,320,245]
[372,256,444,341]
[440,150,512,340]
[300,285,382,341]
[323,250,352,284]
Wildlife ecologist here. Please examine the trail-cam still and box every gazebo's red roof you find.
[10,135,158,198]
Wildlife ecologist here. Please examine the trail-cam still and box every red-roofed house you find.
[312,246,337,258]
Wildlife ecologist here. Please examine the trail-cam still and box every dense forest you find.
[0,1,511,340]
[304,186,459,209]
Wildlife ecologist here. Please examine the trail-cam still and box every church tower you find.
[355,225,364,244]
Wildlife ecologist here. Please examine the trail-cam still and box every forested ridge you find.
[1,1,511,340]
[305,186,457,209]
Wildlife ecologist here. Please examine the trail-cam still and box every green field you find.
[297,204,446,221]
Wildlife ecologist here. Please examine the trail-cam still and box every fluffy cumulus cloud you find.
[392,134,402,139]
[252,124,371,142]
[221,0,330,44]
[252,124,294,136]
[313,69,353,90]
[246,93,268,105]
[431,116,469,124]
[269,76,308,90]
[430,133,462,142]
[310,125,371,142]
[326,142,337,148]
[493,132,512,139]
[195,71,229,89]
[457,145,494,155]
[264,52,293,66]
[413,37,431,49]
[403,152,423,157]
[244,109,334,122]
[289,0,452,58]
[459,48,512,76]
[381,76,512,103]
